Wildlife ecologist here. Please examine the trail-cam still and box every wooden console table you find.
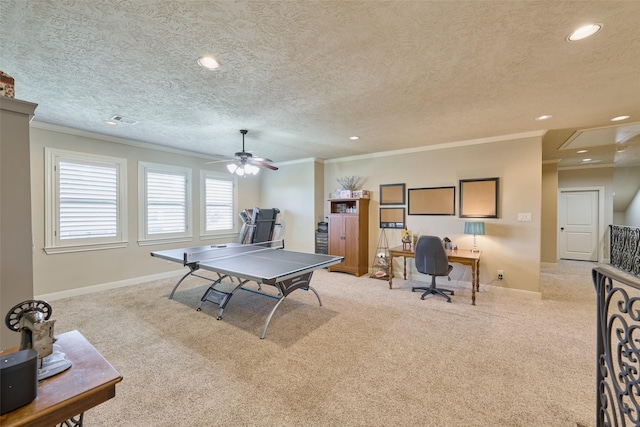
[0,330,122,427]
[388,245,481,305]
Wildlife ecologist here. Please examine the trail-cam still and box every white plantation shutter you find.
[45,148,127,253]
[200,170,237,237]
[59,161,118,239]
[205,176,233,232]
[147,171,186,234]
[139,162,192,243]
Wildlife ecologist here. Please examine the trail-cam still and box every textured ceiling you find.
[1,0,640,167]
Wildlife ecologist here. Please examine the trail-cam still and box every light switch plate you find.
[518,213,532,222]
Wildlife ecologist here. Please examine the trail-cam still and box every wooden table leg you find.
[403,256,407,279]
[471,261,477,305]
[388,254,394,289]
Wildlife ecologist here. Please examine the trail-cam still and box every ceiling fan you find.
[207,130,278,176]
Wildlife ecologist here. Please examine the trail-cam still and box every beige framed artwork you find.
[380,183,405,205]
[459,177,499,218]
[407,186,455,215]
[380,207,405,228]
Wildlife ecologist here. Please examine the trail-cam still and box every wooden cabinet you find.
[327,198,369,276]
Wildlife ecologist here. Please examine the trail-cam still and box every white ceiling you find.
[2,1,640,168]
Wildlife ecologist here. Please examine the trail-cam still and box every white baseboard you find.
[485,284,542,300]
[406,274,542,300]
[35,270,184,301]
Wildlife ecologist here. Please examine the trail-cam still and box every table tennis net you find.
[183,239,285,265]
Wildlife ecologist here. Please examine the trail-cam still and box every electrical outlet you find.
[497,270,504,280]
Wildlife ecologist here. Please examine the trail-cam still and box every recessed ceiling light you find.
[197,55,219,70]
[577,150,588,154]
[611,115,630,122]
[535,115,553,121]
[104,120,117,126]
[567,24,602,41]
[617,149,626,153]
[350,136,359,140]
[582,158,592,162]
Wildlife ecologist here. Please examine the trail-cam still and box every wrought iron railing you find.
[593,266,640,426]
[610,225,640,277]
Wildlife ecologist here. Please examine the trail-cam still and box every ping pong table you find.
[150,240,343,339]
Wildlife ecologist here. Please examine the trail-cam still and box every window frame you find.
[200,170,238,239]
[138,161,192,245]
[44,148,128,254]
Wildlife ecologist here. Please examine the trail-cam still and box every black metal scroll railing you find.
[610,225,640,277]
[593,266,640,426]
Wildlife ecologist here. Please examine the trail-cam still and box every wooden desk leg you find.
[476,261,480,292]
[403,257,407,280]
[471,261,477,306]
[389,255,394,289]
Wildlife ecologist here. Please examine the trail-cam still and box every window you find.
[200,171,237,237]
[139,162,192,244]
[45,148,127,254]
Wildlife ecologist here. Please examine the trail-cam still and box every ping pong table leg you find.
[261,296,286,339]
[307,286,322,307]
[169,265,198,299]
[259,285,323,339]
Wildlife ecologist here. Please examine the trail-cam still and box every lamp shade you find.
[464,221,485,236]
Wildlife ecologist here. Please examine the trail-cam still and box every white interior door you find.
[559,190,598,261]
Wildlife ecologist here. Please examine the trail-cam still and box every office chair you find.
[411,235,454,303]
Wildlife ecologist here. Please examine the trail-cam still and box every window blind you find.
[58,161,118,239]
[205,177,233,231]
[147,171,187,234]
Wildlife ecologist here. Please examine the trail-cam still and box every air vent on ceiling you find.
[109,114,138,125]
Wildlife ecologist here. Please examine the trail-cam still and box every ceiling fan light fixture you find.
[235,166,245,176]
[227,163,238,173]
[245,164,260,175]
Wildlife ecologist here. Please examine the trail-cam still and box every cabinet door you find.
[343,215,359,270]
[328,215,345,258]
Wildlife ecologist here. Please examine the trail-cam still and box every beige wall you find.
[324,135,543,294]
[541,163,558,265]
[625,190,640,227]
[26,124,546,305]
[259,159,318,253]
[29,125,261,297]
[1,98,38,349]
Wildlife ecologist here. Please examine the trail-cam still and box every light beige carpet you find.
[49,260,597,427]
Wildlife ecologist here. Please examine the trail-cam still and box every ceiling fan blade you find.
[252,156,273,163]
[205,158,235,164]
[250,159,279,170]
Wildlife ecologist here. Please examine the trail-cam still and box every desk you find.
[0,330,122,427]
[388,245,481,305]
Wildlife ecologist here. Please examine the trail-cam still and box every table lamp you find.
[464,221,485,252]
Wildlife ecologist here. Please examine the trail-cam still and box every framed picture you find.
[407,186,455,215]
[380,183,405,205]
[380,207,405,229]
[459,177,499,218]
